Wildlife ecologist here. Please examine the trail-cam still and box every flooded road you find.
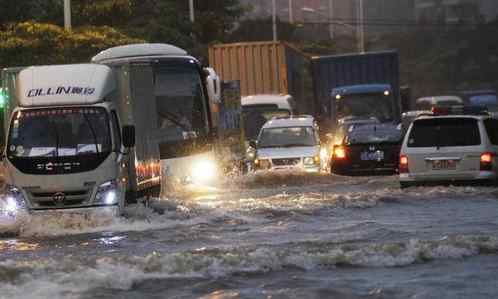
[1,174,498,298]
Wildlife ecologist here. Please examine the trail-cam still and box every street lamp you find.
[272,0,277,42]
[301,5,364,53]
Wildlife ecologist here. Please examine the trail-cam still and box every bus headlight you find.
[1,185,27,215]
[95,180,119,205]
[191,159,217,181]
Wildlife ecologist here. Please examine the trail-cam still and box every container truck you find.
[0,43,218,220]
[208,41,316,118]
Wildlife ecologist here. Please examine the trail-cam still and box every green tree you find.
[0,22,143,67]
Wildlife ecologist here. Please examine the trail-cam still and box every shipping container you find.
[208,41,316,116]
[311,51,400,123]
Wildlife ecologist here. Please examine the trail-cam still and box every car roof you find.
[414,114,489,121]
[262,116,315,129]
[416,95,463,104]
[241,94,292,108]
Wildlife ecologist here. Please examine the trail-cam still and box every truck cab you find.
[1,64,130,217]
[332,84,398,124]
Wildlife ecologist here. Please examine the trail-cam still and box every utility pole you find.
[272,0,278,42]
[64,0,72,32]
[358,0,365,53]
[189,0,195,22]
[289,0,294,23]
[328,0,334,39]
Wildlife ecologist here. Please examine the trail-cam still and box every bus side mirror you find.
[122,125,135,148]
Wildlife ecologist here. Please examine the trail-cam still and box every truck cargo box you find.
[208,41,316,116]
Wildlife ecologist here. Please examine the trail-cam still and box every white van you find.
[399,106,498,187]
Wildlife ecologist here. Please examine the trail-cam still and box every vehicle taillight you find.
[431,106,450,115]
[480,152,493,171]
[399,155,409,173]
[333,146,347,160]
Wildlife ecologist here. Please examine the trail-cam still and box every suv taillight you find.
[480,152,493,171]
[399,155,409,173]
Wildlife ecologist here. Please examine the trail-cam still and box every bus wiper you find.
[82,113,100,154]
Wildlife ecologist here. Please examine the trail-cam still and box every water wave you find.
[1,235,497,298]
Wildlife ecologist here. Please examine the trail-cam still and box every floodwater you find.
[1,174,498,299]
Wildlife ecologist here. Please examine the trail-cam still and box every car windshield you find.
[336,93,395,122]
[346,126,402,144]
[258,126,318,148]
[8,107,111,158]
[407,118,480,147]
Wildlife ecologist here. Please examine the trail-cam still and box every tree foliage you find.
[0,22,143,67]
[0,0,245,65]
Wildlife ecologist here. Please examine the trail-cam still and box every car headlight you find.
[191,159,218,181]
[0,185,27,215]
[95,180,119,205]
[304,156,320,165]
[254,158,271,169]
[246,147,256,160]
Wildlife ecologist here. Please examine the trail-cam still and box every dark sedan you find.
[331,123,403,175]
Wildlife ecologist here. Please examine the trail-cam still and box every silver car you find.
[252,116,323,173]
[399,108,498,187]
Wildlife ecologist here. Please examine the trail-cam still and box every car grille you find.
[271,158,300,166]
[25,187,93,208]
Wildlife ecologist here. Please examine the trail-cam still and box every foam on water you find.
[1,173,496,238]
[1,235,497,298]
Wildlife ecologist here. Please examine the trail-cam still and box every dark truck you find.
[311,51,401,131]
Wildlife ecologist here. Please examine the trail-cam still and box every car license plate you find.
[431,159,456,170]
[360,151,384,161]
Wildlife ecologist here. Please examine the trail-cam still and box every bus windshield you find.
[154,61,207,135]
[8,107,111,158]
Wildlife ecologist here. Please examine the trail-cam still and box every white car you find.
[399,106,498,187]
[252,116,323,173]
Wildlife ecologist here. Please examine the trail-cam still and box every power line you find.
[297,20,493,28]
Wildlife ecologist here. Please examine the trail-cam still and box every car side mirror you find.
[249,140,257,149]
[122,125,135,148]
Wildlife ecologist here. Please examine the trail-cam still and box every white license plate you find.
[360,151,384,161]
[431,159,457,170]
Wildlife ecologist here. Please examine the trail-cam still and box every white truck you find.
[0,43,218,220]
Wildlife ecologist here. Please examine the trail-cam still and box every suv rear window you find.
[407,118,481,147]
[484,118,498,145]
